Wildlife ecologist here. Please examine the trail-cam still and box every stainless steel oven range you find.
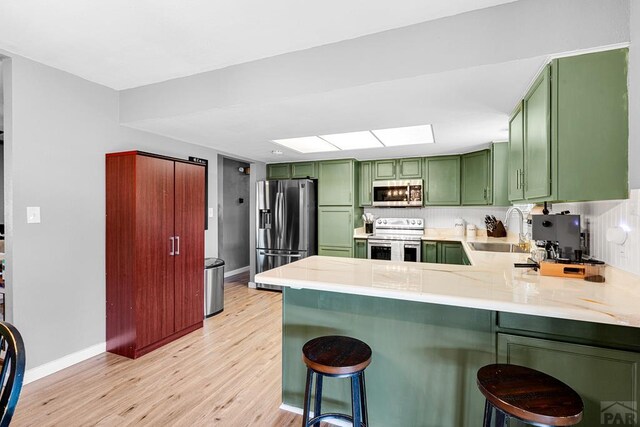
[368,217,424,262]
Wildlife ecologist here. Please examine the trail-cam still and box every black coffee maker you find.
[531,214,582,263]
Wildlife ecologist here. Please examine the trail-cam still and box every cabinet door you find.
[498,333,640,427]
[291,162,317,179]
[359,161,373,206]
[421,241,437,263]
[461,150,490,205]
[318,207,354,248]
[555,49,629,202]
[424,156,460,205]
[508,103,525,201]
[438,242,464,265]
[267,163,291,180]
[398,158,422,179]
[318,160,354,206]
[524,67,551,199]
[492,142,510,206]
[373,160,397,180]
[135,156,176,348]
[354,239,367,259]
[174,162,205,332]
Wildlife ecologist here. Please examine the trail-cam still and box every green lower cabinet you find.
[498,333,640,427]
[438,242,464,265]
[318,246,353,258]
[290,162,317,179]
[267,163,291,180]
[461,150,491,205]
[421,241,437,263]
[354,239,367,259]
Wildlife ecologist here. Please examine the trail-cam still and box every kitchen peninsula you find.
[255,240,640,426]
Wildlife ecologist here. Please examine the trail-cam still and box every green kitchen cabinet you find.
[498,333,640,427]
[318,246,353,258]
[438,242,464,265]
[523,66,552,200]
[318,207,357,249]
[354,239,367,259]
[358,161,373,206]
[318,159,357,206]
[421,241,437,263]
[461,150,491,205]
[290,162,317,179]
[508,48,628,203]
[424,156,461,205]
[492,142,510,206]
[267,163,291,180]
[551,48,629,202]
[462,249,471,265]
[373,158,422,180]
[508,103,525,201]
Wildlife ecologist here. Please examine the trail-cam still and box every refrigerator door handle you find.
[261,252,302,258]
[278,192,285,240]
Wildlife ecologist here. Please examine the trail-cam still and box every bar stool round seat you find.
[301,336,371,427]
[477,364,584,427]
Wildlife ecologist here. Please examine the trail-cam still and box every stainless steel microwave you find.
[372,180,423,207]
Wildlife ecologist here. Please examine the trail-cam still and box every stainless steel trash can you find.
[204,258,225,317]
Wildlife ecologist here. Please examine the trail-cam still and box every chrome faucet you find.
[505,207,526,244]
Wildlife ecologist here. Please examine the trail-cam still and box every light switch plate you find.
[208,208,214,218]
[27,206,41,223]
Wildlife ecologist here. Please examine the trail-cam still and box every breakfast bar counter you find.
[256,248,640,426]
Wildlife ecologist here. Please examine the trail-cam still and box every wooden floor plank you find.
[13,273,310,426]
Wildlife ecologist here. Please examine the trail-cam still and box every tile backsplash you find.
[553,189,640,276]
[364,206,512,230]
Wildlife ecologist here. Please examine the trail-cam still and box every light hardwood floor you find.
[13,273,308,426]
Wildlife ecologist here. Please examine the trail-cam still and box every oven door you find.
[368,240,392,261]
[402,242,421,262]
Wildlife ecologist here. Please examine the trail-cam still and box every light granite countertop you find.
[255,235,640,328]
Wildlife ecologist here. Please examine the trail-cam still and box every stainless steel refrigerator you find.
[255,179,316,290]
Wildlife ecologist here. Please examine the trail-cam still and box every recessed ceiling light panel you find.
[273,136,339,153]
[372,124,435,146]
[319,131,383,150]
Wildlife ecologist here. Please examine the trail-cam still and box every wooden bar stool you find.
[301,335,371,427]
[477,364,584,427]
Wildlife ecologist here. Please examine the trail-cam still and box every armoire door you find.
[174,161,205,331]
[135,155,176,348]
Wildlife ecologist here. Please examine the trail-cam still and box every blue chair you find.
[0,322,26,427]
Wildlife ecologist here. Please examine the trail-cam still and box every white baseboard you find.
[279,403,351,427]
[224,266,249,278]
[24,342,106,385]
[248,281,257,289]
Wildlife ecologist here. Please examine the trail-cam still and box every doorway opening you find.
[217,157,251,282]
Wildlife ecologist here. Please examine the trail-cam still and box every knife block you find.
[487,221,507,238]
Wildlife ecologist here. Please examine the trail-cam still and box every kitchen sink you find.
[468,242,528,253]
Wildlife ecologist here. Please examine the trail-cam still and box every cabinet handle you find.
[516,169,520,189]
[170,237,175,256]
[175,236,180,255]
[521,170,526,191]
[483,188,487,200]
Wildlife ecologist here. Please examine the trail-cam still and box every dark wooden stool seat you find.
[477,364,584,426]
[301,336,371,427]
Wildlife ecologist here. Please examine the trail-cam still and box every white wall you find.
[2,53,223,370]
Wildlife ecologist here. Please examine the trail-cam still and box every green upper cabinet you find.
[318,159,356,206]
[552,48,629,202]
[318,207,356,248]
[358,161,373,206]
[290,162,317,179]
[508,103,525,202]
[373,158,422,180]
[424,156,460,205]
[267,163,291,180]
[523,66,552,200]
[508,48,629,203]
[492,142,510,206]
[461,150,491,205]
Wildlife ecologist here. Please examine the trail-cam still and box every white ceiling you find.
[0,0,516,90]
[0,0,630,162]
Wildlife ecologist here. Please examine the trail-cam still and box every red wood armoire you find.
[106,151,205,358]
